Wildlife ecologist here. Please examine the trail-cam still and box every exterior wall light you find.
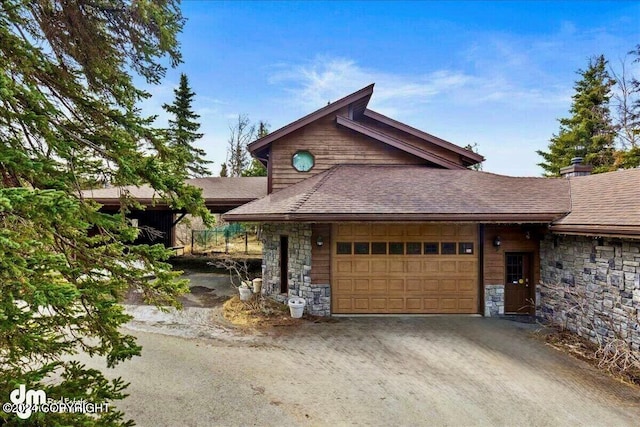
[316,236,323,247]
[493,236,501,247]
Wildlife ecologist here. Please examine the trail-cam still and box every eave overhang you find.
[549,224,640,239]
[224,212,566,223]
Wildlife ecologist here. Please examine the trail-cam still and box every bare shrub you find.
[541,281,640,381]
[209,257,253,288]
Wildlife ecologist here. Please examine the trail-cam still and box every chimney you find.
[560,157,592,178]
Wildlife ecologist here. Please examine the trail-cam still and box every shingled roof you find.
[223,165,571,222]
[83,177,267,212]
[550,169,640,237]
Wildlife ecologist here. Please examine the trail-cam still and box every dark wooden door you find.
[280,236,288,294]
[504,253,533,314]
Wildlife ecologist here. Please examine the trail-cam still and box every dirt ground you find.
[76,270,640,426]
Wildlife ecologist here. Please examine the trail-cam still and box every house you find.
[84,176,267,246]
[223,84,640,349]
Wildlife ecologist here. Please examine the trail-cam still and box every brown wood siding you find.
[311,224,331,284]
[270,111,427,192]
[360,116,465,167]
[483,225,541,286]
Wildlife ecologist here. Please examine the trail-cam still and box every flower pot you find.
[238,286,252,301]
[288,297,306,318]
[252,278,263,294]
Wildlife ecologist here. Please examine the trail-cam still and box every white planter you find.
[252,278,263,294]
[288,297,306,318]
[238,286,252,301]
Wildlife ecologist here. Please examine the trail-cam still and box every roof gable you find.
[248,84,483,169]
[248,84,375,157]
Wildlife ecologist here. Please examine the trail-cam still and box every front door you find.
[504,253,533,314]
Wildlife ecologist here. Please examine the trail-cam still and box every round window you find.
[292,150,315,172]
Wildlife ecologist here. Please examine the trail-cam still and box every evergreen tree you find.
[220,163,229,177]
[242,121,269,177]
[537,55,616,175]
[0,1,210,425]
[162,73,211,177]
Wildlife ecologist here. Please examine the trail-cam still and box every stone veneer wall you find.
[484,285,505,317]
[539,234,640,351]
[261,223,331,316]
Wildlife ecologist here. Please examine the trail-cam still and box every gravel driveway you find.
[73,314,640,426]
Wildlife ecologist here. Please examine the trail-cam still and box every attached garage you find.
[331,223,479,314]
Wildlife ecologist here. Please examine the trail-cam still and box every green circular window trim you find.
[292,150,315,172]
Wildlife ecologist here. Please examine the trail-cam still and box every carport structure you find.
[83,177,266,247]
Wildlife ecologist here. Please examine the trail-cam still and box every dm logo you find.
[9,384,46,419]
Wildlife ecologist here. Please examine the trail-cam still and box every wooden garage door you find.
[332,223,478,314]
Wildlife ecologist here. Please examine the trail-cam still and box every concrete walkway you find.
[74,316,640,426]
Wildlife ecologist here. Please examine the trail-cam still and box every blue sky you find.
[141,1,640,176]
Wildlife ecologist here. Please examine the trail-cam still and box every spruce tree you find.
[0,1,210,425]
[163,73,211,178]
[537,55,616,175]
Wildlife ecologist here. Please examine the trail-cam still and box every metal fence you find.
[191,223,247,254]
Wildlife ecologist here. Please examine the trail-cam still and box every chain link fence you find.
[191,223,248,254]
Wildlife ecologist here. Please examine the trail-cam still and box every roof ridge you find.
[287,167,339,213]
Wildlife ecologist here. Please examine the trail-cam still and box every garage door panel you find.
[440,260,457,273]
[336,279,353,292]
[424,298,439,310]
[336,298,353,310]
[458,298,476,311]
[407,260,421,273]
[371,279,387,292]
[354,298,369,309]
[371,260,387,272]
[354,279,370,292]
[458,279,475,292]
[337,261,352,273]
[423,261,439,273]
[389,279,404,292]
[388,298,404,309]
[354,260,370,273]
[440,298,459,310]
[406,298,422,309]
[332,224,478,314]
[388,260,403,273]
[423,279,439,292]
[458,260,476,272]
[406,278,422,292]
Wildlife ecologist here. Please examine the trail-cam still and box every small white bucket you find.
[287,297,306,318]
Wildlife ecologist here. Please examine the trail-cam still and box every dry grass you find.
[543,328,640,386]
[222,295,306,329]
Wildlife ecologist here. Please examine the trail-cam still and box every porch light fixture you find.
[316,236,323,247]
[493,236,501,248]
